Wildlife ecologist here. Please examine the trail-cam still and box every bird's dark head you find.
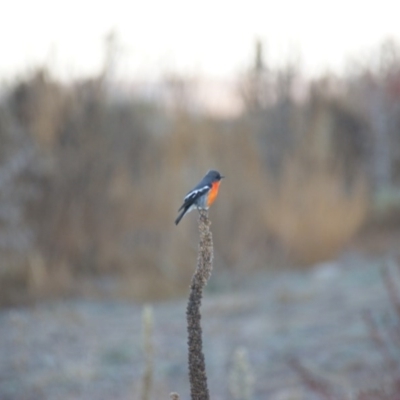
[206,169,224,182]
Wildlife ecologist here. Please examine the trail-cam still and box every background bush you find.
[1,39,400,305]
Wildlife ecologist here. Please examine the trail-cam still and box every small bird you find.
[175,170,224,225]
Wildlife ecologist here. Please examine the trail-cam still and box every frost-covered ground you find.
[1,251,399,400]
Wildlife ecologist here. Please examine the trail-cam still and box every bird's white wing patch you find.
[184,185,210,202]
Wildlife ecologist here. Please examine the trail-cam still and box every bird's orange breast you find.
[207,181,221,207]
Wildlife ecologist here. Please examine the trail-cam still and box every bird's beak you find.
[220,175,225,179]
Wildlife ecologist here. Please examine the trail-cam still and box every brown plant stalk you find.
[186,209,213,400]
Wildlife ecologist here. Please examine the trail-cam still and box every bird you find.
[175,170,224,225]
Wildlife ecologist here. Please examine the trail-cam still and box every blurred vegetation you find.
[1,39,400,306]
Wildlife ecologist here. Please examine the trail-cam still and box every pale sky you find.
[1,0,400,81]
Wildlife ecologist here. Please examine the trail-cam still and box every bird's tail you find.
[175,207,187,225]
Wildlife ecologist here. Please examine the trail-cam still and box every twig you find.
[289,357,338,400]
[141,305,154,400]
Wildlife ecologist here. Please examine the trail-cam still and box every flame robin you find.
[175,170,224,225]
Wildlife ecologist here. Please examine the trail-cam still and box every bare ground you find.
[0,250,399,400]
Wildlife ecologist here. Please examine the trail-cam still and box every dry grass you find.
[229,347,255,400]
[0,68,374,305]
[264,155,369,264]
